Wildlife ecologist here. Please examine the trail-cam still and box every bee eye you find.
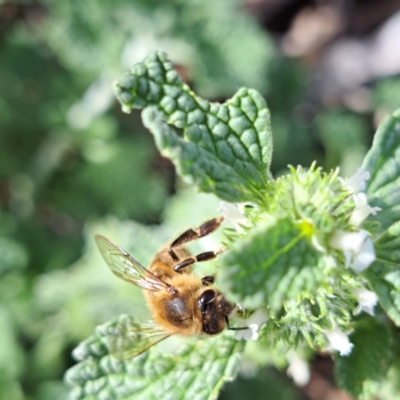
[198,289,216,313]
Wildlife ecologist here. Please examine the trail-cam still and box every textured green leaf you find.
[374,221,400,265]
[362,109,400,232]
[363,262,400,326]
[335,318,392,399]
[115,51,273,204]
[219,218,321,310]
[65,316,245,400]
[361,110,400,326]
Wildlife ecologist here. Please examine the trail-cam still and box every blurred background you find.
[1,0,400,399]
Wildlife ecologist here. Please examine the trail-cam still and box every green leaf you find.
[65,316,245,400]
[362,109,400,232]
[219,218,321,310]
[335,318,392,399]
[115,51,273,205]
[374,221,400,265]
[361,110,400,326]
[363,262,400,326]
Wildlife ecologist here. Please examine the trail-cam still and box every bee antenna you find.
[224,315,248,331]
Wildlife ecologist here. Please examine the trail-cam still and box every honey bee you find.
[95,216,246,360]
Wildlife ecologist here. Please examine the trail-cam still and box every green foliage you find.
[40,0,274,99]
[115,51,273,204]
[216,164,358,346]
[0,308,24,400]
[317,110,369,176]
[360,110,400,327]
[50,136,168,221]
[3,1,400,398]
[220,217,321,310]
[374,221,400,265]
[379,359,400,400]
[362,110,400,232]
[0,237,28,273]
[265,58,319,173]
[65,316,245,400]
[106,55,400,399]
[335,318,392,399]
[363,263,400,326]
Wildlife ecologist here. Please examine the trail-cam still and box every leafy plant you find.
[65,52,400,399]
[65,315,244,400]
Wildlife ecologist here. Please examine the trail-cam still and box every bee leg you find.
[168,217,224,261]
[225,316,248,331]
[173,248,226,272]
[201,275,215,286]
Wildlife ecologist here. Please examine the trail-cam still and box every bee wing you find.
[109,323,171,360]
[95,234,172,292]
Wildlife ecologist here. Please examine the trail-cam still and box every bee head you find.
[197,289,235,335]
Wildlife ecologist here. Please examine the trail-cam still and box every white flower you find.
[235,323,260,341]
[343,168,370,193]
[218,201,250,232]
[330,229,376,272]
[234,309,269,341]
[287,352,310,386]
[325,327,354,356]
[350,193,382,226]
[353,287,378,316]
[340,168,381,226]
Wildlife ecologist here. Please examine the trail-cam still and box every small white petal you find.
[352,237,376,272]
[353,288,378,316]
[350,205,372,227]
[330,229,367,252]
[369,206,382,216]
[330,229,375,272]
[344,168,370,193]
[287,352,310,386]
[218,201,250,232]
[325,328,354,356]
[350,193,382,226]
[249,324,259,340]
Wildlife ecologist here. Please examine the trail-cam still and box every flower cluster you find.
[219,167,381,356]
